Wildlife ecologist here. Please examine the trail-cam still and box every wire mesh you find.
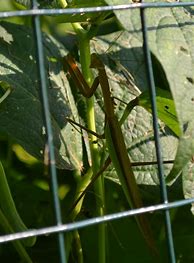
[31,1,66,262]
[0,1,194,263]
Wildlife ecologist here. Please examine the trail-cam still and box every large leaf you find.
[0,21,83,170]
[104,0,194,184]
[90,32,178,185]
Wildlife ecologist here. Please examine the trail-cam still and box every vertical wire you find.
[139,5,176,263]
[31,1,66,262]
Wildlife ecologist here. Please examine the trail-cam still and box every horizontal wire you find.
[0,197,194,244]
[0,2,194,18]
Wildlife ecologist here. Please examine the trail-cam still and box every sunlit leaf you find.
[0,21,83,170]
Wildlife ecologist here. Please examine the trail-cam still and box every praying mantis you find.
[65,53,158,255]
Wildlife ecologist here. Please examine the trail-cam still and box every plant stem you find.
[73,230,83,263]
[0,208,33,263]
[72,23,106,263]
[0,161,36,247]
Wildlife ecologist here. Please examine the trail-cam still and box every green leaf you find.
[91,32,178,185]
[138,88,181,137]
[103,2,194,183]
[143,4,194,183]
[14,0,61,8]
[14,0,31,9]
[91,30,148,93]
[0,21,83,170]
[117,105,178,185]
[14,0,109,23]
[167,121,194,184]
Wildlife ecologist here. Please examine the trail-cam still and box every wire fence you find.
[1,1,194,263]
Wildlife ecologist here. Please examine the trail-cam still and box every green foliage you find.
[138,88,181,137]
[0,0,194,262]
[0,21,83,170]
[14,0,61,9]
[0,161,36,247]
[107,0,194,186]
